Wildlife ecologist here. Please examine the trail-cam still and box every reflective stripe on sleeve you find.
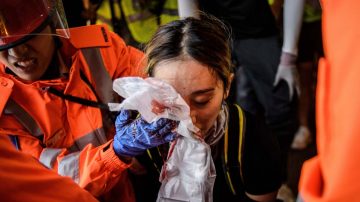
[58,151,81,184]
[68,127,108,152]
[39,148,63,169]
[4,99,43,137]
[81,48,114,104]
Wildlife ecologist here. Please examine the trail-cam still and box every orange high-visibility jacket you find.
[299,1,360,201]
[0,25,144,201]
[0,134,99,202]
[0,77,13,116]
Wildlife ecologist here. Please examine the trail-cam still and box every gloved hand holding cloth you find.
[109,77,190,157]
[113,110,178,157]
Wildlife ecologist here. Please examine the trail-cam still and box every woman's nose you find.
[8,44,29,58]
[190,109,197,125]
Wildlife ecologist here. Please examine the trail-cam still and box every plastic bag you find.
[110,77,216,202]
[157,137,216,202]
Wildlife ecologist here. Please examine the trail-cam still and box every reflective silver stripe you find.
[39,148,63,169]
[68,127,108,152]
[4,99,43,137]
[296,194,305,202]
[162,8,178,16]
[127,10,153,23]
[81,48,114,104]
[58,151,80,184]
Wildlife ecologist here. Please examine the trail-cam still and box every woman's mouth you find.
[14,58,36,71]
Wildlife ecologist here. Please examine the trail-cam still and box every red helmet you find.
[0,0,70,51]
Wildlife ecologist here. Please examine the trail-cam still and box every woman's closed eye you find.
[191,89,215,107]
[193,99,211,107]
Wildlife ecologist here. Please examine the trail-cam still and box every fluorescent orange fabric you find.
[0,25,144,201]
[0,76,13,116]
[299,1,360,201]
[0,135,99,202]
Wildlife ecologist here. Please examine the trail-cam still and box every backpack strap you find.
[145,147,165,174]
[133,145,167,177]
[222,103,246,195]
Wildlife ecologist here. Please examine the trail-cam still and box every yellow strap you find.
[224,104,245,195]
[234,104,245,181]
[146,149,161,173]
[224,118,236,194]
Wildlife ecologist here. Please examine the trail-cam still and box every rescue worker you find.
[0,0,176,201]
[299,0,360,201]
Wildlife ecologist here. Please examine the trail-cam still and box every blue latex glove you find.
[113,110,178,157]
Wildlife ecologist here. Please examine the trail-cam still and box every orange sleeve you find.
[107,31,147,79]
[299,1,360,201]
[76,141,133,197]
[39,139,133,198]
[0,120,132,198]
[0,77,13,116]
[0,135,99,202]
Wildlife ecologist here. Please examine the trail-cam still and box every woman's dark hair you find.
[145,13,232,90]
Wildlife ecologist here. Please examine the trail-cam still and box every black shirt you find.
[198,0,278,39]
[131,105,282,202]
[212,107,282,201]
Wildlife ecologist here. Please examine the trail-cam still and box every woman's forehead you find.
[153,59,221,95]
[153,60,213,82]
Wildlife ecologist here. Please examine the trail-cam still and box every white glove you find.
[274,51,300,100]
[291,125,312,150]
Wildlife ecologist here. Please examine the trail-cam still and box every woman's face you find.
[153,59,230,136]
[0,26,56,81]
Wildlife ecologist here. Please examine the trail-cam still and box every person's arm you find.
[177,0,200,19]
[0,76,110,199]
[282,0,305,55]
[0,115,132,197]
[274,0,305,100]
[0,135,99,202]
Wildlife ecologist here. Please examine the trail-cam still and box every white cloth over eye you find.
[109,77,216,202]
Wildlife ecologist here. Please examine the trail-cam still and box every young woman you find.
[118,14,282,202]
[0,0,174,201]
